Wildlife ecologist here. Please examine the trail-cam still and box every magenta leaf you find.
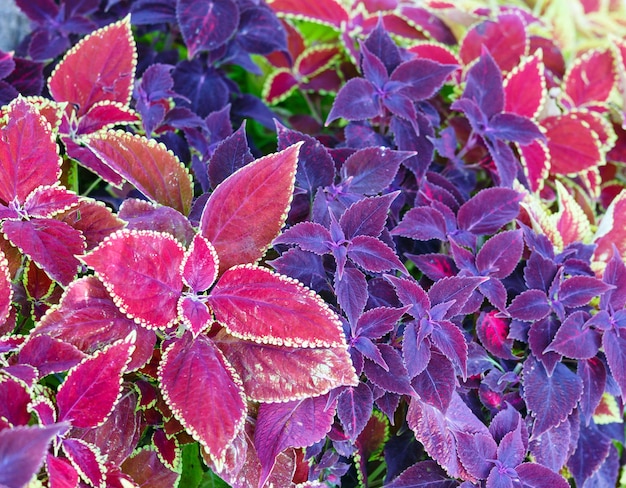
[80,230,185,330]
[177,295,213,338]
[337,382,374,442]
[507,289,550,321]
[158,333,246,463]
[200,143,300,273]
[61,438,106,487]
[30,276,155,371]
[386,460,458,487]
[177,0,240,58]
[22,185,78,218]
[522,358,582,437]
[181,234,219,293]
[152,429,180,471]
[0,376,32,427]
[0,424,68,488]
[58,198,126,251]
[209,264,345,348]
[255,395,336,487]
[504,53,545,119]
[0,250,12,327]
[2,218,84,286]
[57,335,135,428]
[46,454,79,488]
[476,311,516,360]
[48,17,135,116]
[545,311,600,359]
[0,98,61,204]
[18,335,86,376]
[457,188,521,235]
[84,131,194,215]
[214,331,358,402]
[121,447,180,487]
[475,230,523,279]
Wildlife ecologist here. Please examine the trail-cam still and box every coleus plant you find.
[2,1,626,487]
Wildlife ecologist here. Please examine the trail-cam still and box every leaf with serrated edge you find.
[57,335,135,429]
[61,438,106,488]
[47,16,136,116]
[0,250,12,327]
[214,330,357,402]
[158,333,246,465]
[84,131,193,215]
[209,264,345,348]
[22,185,78,218]
[80,230,185,330]
[120,447,180,486]
[181,234,219,293]
[0,98,61,205]
[200,143,301,273]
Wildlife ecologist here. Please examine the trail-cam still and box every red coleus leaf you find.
[263,69,298,105]
[61,438,106,487]
[84,130,193,215]
[57,335,135,429]
[518,139,550,193]
[504,52,546,119]
[563,48,617,108]
[268,0,348,29]
[0,98,61,205]
[593,189,626,273]
[18,335,86,377]
[76,101,139,135]
[0,375,32,427]
[542,113,603,175]
[2,218,85,286]
[459,13,528,72]
[58,198,125,251]
[182,234,219,293]
[177,295,212,338]
[121,447,180,487]
[200,143,301,273]
[158,333,246,464]
[0,424,68,488]
[208,264,345,348]
[30,276,155,372]
[152,429,180,471]
[22,185,78,218]
[214,330,358,402]
[47,16,136,117]
[80,230,185,330]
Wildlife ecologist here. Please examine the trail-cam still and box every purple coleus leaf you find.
[337,382,374,442]
[177,0,240,58]
[254,395,336,487]
[341,147,413,196]
[385,460,457,487]
[545,311,601,359]
[0,423,69,488]
[522,357,583,437]
[56,335,135,429]
[411,349,456,412]
[457,188,522,236]
[159,332,246,465]
[207,121,254,189]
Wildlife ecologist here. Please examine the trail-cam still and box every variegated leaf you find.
[200,143,301,273]
[209,264,345,348]
[61,438,106,488]
[158,333,247,464]
[80,230,185,330]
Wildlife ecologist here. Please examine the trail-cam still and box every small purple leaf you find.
[326,78,380,124]
[207,121,254,188]
[457,188,521,235]
[411,350,456,412]
[602,326,626,397]
[337,382,374,442]
[475,230,523,279]
[577,357,606,424]
[507,289,550,321]
[545,311,600,359]
[558,276,614,308]
[340,192,398,239]
[273,221,332,255]
[342,147,412,195]
[428,276,486,319]
[391,206,448,241]
[363,344,415,396]
[348,235,406,274]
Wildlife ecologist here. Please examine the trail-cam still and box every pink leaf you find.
[182,234,219,292]
[46,454,80,488]
[0,98,61,204]
[57,336,135,428]
[0,250,12,327]
[518,139,550,193]
[84,131,193,215]
[18,335,86,377]
[200,143,301,273]
[2,218,85,286]
[593,190,626,272]
[268,0,348,28]
[61,438,106,487]
[57,198,125,251]
[0,376,32,427]
[158,333,247,463]
[214,330,358,402]
[0,424,68,488]
[263,69,298,105]
[48,17,136,116]
[563,48,616,107]
[23,185,78,218]
[80,230,185,330]
[177,295,213,337]
[30,276,156,372]
[209,264,345,348]
[255,395,336,487]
